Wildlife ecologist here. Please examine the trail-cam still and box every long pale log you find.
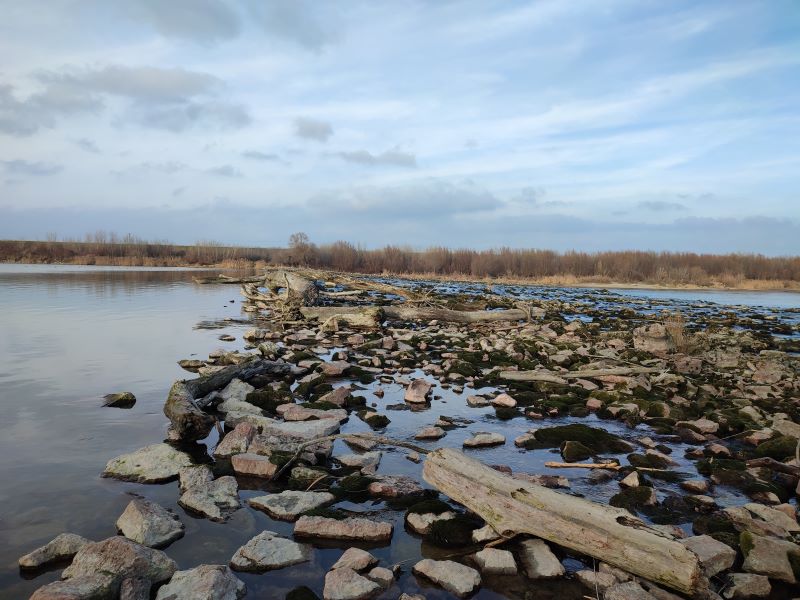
[384,306,528,323]
[423,448,707,596]
[299,306,383,329]
[500,366,662,382]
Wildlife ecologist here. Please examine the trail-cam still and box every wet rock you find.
[120,576,150,600]
[518,539,564,579]
[249,491,335,521]
[412,559,481,597]
[155,564,246,599]
[178,466,240,522]
[295,516,393,542]
[406,511,457,535]
[217,379,257,413]
[365,567,393,589]
[30,573,117,600]
[230,531,311,572]
[116,498,184,548]
[680,535,736,577]
[19,533,91,569]
[214,422,256,458]
[323,567,381,600]
[404,379,432,403]
[472,548,517,575]
[722,573,771,599]
[472,524,501,544]
[414,426,445,440]
[61,536,176,591]
[463,432,505,448]
[681,479,710,494]
[103,391,136,408]
[633,323,673,355]
[491,393,517,408]
[744,502,800,533]
[231,452,279,478]
[368,475,424,498]
[741,532,799,583]
[318,385,353,407]
[228,415,341,440]
[332,548,378,571]
[575,570,617,592]
[620,471,640,488]
[604,581,657,600]
[102,443,192,483]
[337,451,381,473]
[467,395,489,407]
[561,440,594,462]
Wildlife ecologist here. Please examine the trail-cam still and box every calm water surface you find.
[1,265,796,599]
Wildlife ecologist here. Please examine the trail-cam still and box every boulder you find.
[178,466,240,522]
[518,539,564,579]
[30,573,118,600]
[294,516,393,542]
[679,535,736,577]
[230,531,311,572]
[331,548,378,572]
[406,511,456,535]
[214,422,256,458]
[575,570,618,592]
[18,533,91,569]
[336,451,382,473]
[323,567,381,600]
[722,573,771,599]
[368,475,424,498]
[155,564,246,600]
[318,386,353,407]
[248,491,335,521]
[472,548,517,575]
[463,432,505,448]
[467,395,489,407]
[102,443,192,483]
[633,323,673,355]
[414,426,445,440]
[604,581,657,600]
[405,379,432,403]
[741,533,799,583]
[365,566,393,589]
[103,392,136,408]
[116,498,184,548]
[491,393,517,408]
[231,452,279,478]
[412,559,481,597]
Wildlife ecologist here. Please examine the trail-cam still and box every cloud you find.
[242,150,280,161]
[1,160,62,176]
[205,164,242,177]
[336,148,417,168]
[129,100,251,132]
[638,200,687,211]
[73,138,100,153]
[247,0,340,51]
[294,117,333,142]
[124,0,242,44]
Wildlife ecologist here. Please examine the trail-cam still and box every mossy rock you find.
[331,474,376,501]
[754,435,797,460]
[406,498,453,515]
[448,360,480,378]
[494,406,519,420]
[646,402,670,418]
[610,486,656,514]
[693,512,738,536]
[286,586,320,600]
[268,450,295,468]
[301,400,339,411]
[739,531,755,557]
[628,453,670,469]
[301,507,348,520]
[526,424,633,454]
[345,395,367,408]
[287,466,329,490]
[569,406,590,418]
[246,388,291,413]
[357,410,390,429]
[561,440,594,462]
[426,515,480,548]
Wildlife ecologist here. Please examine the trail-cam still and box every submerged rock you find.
[155,564,246,600]
[18,532,91,569]
[463,432,505,448]
[249,490,335,521]
[294,516,393,542]
[116,498,184,548]
[368,475,424,498]
[30,573,118,600]
[472,548,517,575]
[231,452,279,478]
[230,530,311,572]
[414,426,445,440]
[103,391,136,408]
[323,567,381,600]
[331,548,378,571]
[412,559,481,597]
[102,443,192,484]
[178,465,240,522]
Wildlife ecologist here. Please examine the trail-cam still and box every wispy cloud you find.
[294,117,333,142]
[336,148,416,167]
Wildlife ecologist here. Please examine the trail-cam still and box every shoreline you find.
[3,259,800,293]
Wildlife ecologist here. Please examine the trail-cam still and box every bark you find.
[263,270,320,305]
[500,366,662,382]
[383,306,528,323]
[422,448,708,596]
[299,306,383,329]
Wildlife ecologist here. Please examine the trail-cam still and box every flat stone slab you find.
[178,466,240,522]
[337,451,382,473]
[368,475,424,498]
[294,516,393,542]
[413,559,481,597]
[332,548,378,571]
[214,422,256,459]
[414,426,445,440]
[741,533,799,583]
[473,548,517,575]
[405,379,432,403]
[680,535,736,577]
[324,567,382,600]
[230,530,311,572]
[406,511,456,535]
[518,539,564,579]
[102,443,192,483]
[155,564,246,600]
[19,533,91,569]
[248,490,335,521]
[463,432,506,448]
[231,452,279,478]
[226,413,341,440]
[116,498,184,548]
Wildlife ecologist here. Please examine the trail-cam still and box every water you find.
[0,264,796,599]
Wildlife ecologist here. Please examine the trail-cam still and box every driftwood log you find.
[500,366,662,382]
[299,305,529,327]
[423,448,708,596]
[164,358,295,441]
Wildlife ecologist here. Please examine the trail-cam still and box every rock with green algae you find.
[102,443,192,483]
[524,424,634,454]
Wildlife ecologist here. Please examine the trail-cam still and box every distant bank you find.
[1,236,798,291]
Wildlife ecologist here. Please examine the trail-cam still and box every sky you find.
[1,0,799,254]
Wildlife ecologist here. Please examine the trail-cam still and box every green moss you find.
[739,531,755,557]
[646,402,670,418]
[267,450,295,468]
[344,394,367,408]
[331,474,376,501]
[286,586,320,600]
[301,400,339,410]
[710,532,740,551]
[494,406,519,420]
[561,440,594,462]
[526,424,633,454]
[302,507,348,520]
[628,453,669,469]
[693,513,737,536]
[754,435,797,460]
[406,498,452,515]
[246,388,291,413]
[789,551,800,581]
[609,486,655,513]
[448,360,480,378]
[426,515,479,548]
[357,410,390,429]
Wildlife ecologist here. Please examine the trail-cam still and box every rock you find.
[405,379,432,403]
[218,378,255,407]
[214,422,256,458]
[19,533,91,569]
[744,502,800,533]
[294,516,393,542]
[249,491,335,521]
[633,323,673,355]
[318,386,353,407]
[620,471,640,488]
[741,533,799,583]
[472,548,517,575]
[681,479,710,494]
[561,440,595,462]
[116,498,184,548]
[226,414,341,441]
[332,548,378,571]
[518,539,564,579]
[62,536,176,589]
[155,564,246,599]
[323,567,381,600]
[104,392,136,408]
[414,426,445,440]
[365,567,393,588]
[604,581,657,600]
[491,393,517,408]
[230,531,311,572]
[586,397,603,411]
[337,451,382,473]
[120,576,150,600]
[413,559,481,597]
[463,432,505,448]
[772,417,800,440]
[279,405,348,423]
[398,595,424,600]
[681,418,719,434]
[722,573,771,599]
[30,573,118,600]
[472,524,501,544]
[406,511,457,535]
[467,395,489,407]
[368,475,424,498]
[231,452,279,478]
[575,570,617,591]
[680,535,736,577]
[102,443,192,483]
[178,466,240,522]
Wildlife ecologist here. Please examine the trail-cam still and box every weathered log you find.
[383,306,528,323]
[422,448,708,596]
[299,306,383,329]
[500,366,662,382]
[194,274,264,284]
[746,457,800,477]
[164,358,296,441]
[263,270,320,305]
